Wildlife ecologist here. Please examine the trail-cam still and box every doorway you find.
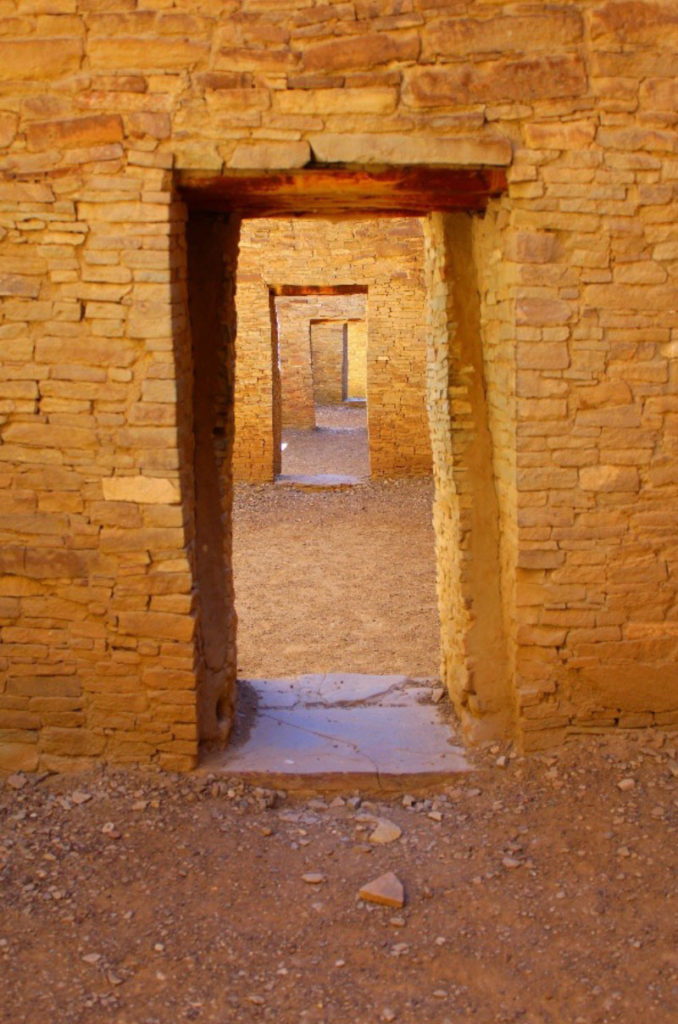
[179,165,513,754]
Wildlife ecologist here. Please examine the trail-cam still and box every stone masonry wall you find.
[1,1,678,769]
[234,217,430,481]
[347,320,368,400]
[310,321,345,405]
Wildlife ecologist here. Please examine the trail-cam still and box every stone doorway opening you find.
[269,284,370,483]
[179,165,512,776]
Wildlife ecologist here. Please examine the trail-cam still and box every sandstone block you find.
[36,336,137,368]
[40,727,105,757]
[404,55,586,107]
[591,2,678,47]
[309,133,511,167]
[274,88,397,116]
[102,475,181,505]
[523,120,596,150]
[422,10,583,60]
[516,298,572,325]
[125,112,171,139]
[0,742,38,773]
[27,115,123,152]
[0,112,17,148]
[117,610,195,643]
[227,141,310,170]
[517,342,570,371]
[88,37,209,71]
[579,465,640,492]
[506,231,558,264]
[302,31,419,74]
[585,284,678,311]
[0,38,83,81]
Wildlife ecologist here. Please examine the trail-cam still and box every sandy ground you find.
[232,476,440,682]
[1,732,677,1024]
[281,404,369,479]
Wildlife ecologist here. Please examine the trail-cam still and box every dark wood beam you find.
[177,166,507,218]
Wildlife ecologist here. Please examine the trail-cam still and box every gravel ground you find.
[1,731,677,1024]
[232,477,439,681]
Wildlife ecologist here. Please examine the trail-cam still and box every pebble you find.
[427,811,442,823]
[369,819,402,845]
[302,873,325,885]
[82,953,101,965]
[71,791,92,806]
[617,778,635,791]
[381,1009,397,1022]
[358,872,405,909]
[6,774,27,791]
[502,857,522,870]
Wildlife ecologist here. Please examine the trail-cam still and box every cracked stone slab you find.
[205,674,470,793]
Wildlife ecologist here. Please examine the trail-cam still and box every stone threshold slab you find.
[275,474,364,489]
[200,674,470,795]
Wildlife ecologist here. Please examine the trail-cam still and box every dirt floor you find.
[232,476,439,681]
[280,404,370,479]
[1,732,677,1024]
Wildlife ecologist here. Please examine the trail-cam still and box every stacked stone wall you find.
[347,321,368,400]
[310,321,346,406]
[0,1,677,769]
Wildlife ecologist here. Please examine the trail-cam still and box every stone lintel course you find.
[0,1,676,772]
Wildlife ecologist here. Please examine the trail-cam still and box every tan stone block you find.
[89,37,209,71]
[517,625,568,647]
[516,298,572,326]
[0,742,38,773]
[117,610,195,643]
[517,342,570,371]
[506,231,558,264]
[640,77,678,112]
[585,283,678,311]
[577,381,633,409]
[523,120,596,150]
[613,262,667,285]
[125,111,171,139]
[0,38,83,81]
[36,336,137,368]
[40,727,106,757]
[102,475,181,505]
[227,141,311,170]
[301,31,419,74]
[404,55,587,107]
[143,667,195,690]
[517,549,566,570]
[422,10,583,60]
[101,526,185,553]
[27,115,123,152]
[309,132,511,167]
[78,201,170,223]
[591,2,678,47]
[579,465,640,492]
[274,88,397,116]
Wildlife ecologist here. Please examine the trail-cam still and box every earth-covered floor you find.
[1,732,676,1024]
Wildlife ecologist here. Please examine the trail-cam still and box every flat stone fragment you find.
[369,819,402,845]
[302,873,325,885]
[6,773,27,790]
[358,871,405,908]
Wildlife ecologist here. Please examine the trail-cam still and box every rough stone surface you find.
[358,872,405,909]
